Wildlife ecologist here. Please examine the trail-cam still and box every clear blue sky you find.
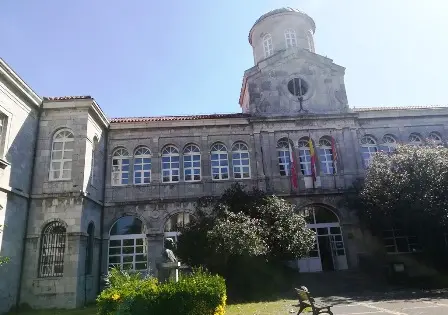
[1,0,447,118]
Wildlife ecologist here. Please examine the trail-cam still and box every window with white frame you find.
[409,133,423,146]
[232,142,250,179]
[380,135,397,153]
[263,34,273,58]
[90,137,98,186]
[307,30,315,52]
[383,229,421,254]
[318,138,335,175]
[298,138,312,176]
[428,132,443,146]
[284,29,297,48]
[0,114,6,157]
[211,143,229,180]
[162,145,180,183]
[164,212,193,243]
[108,216,147,271]
[112,148,130,186]
[360,136,378,167]
[277,139,292,176]
[38,221,66,277]
[50,129,74,180]
[134,146,151,185]
[183,144,201,181]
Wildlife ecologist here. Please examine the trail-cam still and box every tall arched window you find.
[109,216,147,271]
[112,148,130,186]
[284,29,297,48]
[50,129,74,180]
[183,144,201,182]
[307,30,315,52]
[263,34,273,58]
[211,143,229,180]
[164,212,193,243]
[360,136,378,167]
[39,221,66,277]
[428,132,443,146]
[86,223,94,275]
[380,135,397,153]
[409,133,423,147]
[134,146,151,185]
[298,137,312,176]
[162,145,180,183]
[277,138,292,176]
[318,137,335,175]
[232,142,251,179]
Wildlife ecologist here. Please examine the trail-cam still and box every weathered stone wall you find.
[0,62,40,313]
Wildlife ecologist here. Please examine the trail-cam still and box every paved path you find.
[319,294,448,315]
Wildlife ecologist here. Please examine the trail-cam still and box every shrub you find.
[97,268,226,315]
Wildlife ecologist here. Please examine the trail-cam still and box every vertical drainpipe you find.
[97,125,109,295]
[16,101,42,308]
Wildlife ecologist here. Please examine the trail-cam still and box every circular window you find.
[287,78,309,97]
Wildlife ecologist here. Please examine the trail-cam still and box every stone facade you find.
[0,7,447,312]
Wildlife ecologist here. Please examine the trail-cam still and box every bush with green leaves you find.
[97,268,226,315]
[176,183,315,300]
[345,144,448,268]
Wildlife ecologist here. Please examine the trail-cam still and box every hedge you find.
[97,268,226,315]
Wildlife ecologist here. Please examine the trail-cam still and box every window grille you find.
[39,221,66,277]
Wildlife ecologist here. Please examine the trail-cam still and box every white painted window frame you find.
[183,144,201,182]
[211,143,229,180]
[277,139,291,176]
[49,129,74,181]
[318,138,334,175]
[112,148,130,186]
[284,28,297,48]
[232,142,251,179]
[161,145,180,183]
[298,139,312,176]
[263,34,273,58]
[360,136,378,167]
[133,146,151,185]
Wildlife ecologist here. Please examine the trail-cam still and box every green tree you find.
[176,184,315,300]
[347,144,448,268]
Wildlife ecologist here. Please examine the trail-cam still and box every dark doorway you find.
[318,236,334,271]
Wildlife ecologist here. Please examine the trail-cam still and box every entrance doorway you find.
[297,205,348,273]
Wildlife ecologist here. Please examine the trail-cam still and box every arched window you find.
[307,30,315,52]
[263,34,273,58]
[183,144,201,182]
[318,137,335,175]
[134,146,151,185]
[39,221,66,277]
[164,212,193,243]
[360,136,378,167]
[277,139,292,176]
[86,223,94,275]
[232,142,251,179]
[298,137,312,176]
[285,29,297,48]
[50,129,74,180]
[109,216,147,271]
[409,133,423,147]
[162,145,180,183]
[380,135,397,153]
[112,148,130,186]
[211,143,229,180]
[428,132,443,146]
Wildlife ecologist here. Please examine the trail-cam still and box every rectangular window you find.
[318,147,334,175]
[298,148,312,176]
[134,157,151,184]
[211,153,229,180]
[183,154,201,181]
[383,229,421,254]
[278,150,291,176]
[112,158,130,185]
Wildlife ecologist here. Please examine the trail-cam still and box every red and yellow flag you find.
[308,138,316,181]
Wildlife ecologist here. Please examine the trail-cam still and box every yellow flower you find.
[111,293,120,301]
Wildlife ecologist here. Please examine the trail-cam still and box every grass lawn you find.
[9,299,300,315]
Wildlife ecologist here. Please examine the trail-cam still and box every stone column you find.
[147,232,164,278]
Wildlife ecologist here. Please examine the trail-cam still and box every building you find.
[0,7,447,312]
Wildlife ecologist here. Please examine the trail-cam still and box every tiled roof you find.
[111,113,250,123]
[353,105,448,112]
[43,96,92,101]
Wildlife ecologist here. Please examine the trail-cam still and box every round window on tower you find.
[287,78,309,97]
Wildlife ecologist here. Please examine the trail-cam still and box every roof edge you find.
[0,58,42,108]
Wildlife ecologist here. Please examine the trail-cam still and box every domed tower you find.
[239,8,349,116]
[249,7,316,65]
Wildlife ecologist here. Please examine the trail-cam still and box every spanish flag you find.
[308,138,317,181]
